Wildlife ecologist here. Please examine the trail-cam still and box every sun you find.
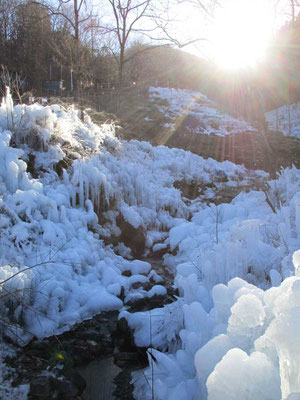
[210,0,274,69]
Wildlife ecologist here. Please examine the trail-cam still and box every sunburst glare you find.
[210,0,275,69]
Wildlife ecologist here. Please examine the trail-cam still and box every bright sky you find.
[92,0,296,70]
[176,0,295,69]
[209,0,274,68]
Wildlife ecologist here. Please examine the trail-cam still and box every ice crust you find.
[0,89,300,399]
[0,89,265,340]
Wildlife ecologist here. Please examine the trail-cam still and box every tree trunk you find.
[117,46,125,112]
[73,0,79,94]
[74,0,79,41]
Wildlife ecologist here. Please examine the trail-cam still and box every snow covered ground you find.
[126,166,300,400]
[0,88,300,399]
[0,89,265,341]
[149,87,256,136]
[266,103,300,137]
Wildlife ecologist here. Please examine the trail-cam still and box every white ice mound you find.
[133,252,300,400]
[206,349,281,400]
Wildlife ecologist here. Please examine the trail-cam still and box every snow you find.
[266,103,300,137]
[0,89,264,343]
[0,87,300,398]
[149,87,256,136]
[0,343,29,399]
[147,285,167,297]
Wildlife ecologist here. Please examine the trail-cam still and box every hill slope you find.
[108,86,300,175]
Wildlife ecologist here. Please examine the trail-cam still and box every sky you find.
[174,0,297,64]
[90,0,297,69]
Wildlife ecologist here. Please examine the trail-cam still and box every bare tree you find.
[176,0,219,20]
[102,0,153,96]
[33,0,93,41]
[290,0,300,22]
[99,0,215,108]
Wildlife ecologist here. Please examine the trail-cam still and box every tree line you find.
[0,0,209,94]
[0,0,299,123]
[0,0,156,92]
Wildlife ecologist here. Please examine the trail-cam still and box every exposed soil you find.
[75,86,300,177]
[163,128,300,177]
[121,120,300,178]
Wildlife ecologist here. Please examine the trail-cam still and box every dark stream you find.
[76,256,175,400]
[78,357,122,400]
[10,255,174,399]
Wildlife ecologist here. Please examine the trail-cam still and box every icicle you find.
[295,201,300,239]
[79,165,84,207]
[63,169,69,185]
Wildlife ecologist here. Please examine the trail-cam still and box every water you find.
[79,357,121,400]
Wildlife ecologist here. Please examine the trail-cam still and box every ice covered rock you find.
[194,334,233,398]
[227,293,265,351]
[293,250,300,277]
[206,349,281,400]
[270,269,282,286]
[263,279,300,399]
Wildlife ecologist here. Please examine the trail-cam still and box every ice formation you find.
[0,89,265,341]
[0,88,300,399]
[132,262,300,400]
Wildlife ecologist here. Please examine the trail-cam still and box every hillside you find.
[88,86,300,176]
[0,89,300,399]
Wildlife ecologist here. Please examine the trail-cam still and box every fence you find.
[38,79,189,97]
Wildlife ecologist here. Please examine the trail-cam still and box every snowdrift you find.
[149,87,256,136]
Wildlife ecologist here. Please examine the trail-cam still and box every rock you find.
[126,297,148,311]
[216,170,228,182]
[148,294,166,307]
[54,159,69,177]
[122,270,132,277]
[49,375,81,399]
[68,371,86,394]
[117,214,146,258]
[75,329,98,340]
[72,344,92,364]
[182,114,204,130]
[117,317,130,335]
[131,281,145,290]
[108,317,118,335]
[173,179,201,200]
